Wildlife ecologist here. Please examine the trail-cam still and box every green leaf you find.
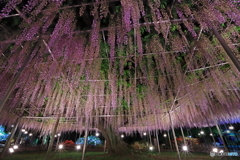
[235,26,240,31]
[115,5,121,13]
[170,25,178,32]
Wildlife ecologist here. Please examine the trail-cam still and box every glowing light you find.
[11,125,14,127]
[149,146,154,150]
[76,145,81,150]
[96,132,100,137]
[121,134,124,138]
[219,150,224,153]
[24,131,28,134]
[229,126,234,130]
[58,133,61,136]
[200,131,204,135]
[163,134,167,137]
[29,133,33,136]
[54,135,57,137]
[21,129,25,132]
[13,145,18,149]
[210,133,213,136]
[143,132,147,136]
[213,148,218,152]
[9,148,14,153]
[58,144,63,149]
[182,145,188,151]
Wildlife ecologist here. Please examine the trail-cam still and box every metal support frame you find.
[155,130,161,153]
[47,114,60,154]
[168,112,181,160]
[56,134,60,146]
[215,124,229,152]
[212,27,240,72]
[205,118,216,146]
[148,131,152,146]
[15,125,23,145]
[103,140,107,152]
[209,108,229,152]
[180,126,186,146]
[82,120,89,160]
[167,130,173,151]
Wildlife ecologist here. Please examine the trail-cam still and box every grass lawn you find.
[2,150,239,160]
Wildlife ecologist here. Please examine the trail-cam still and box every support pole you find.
[168,112,181,160]
[43,135,48,149]
[205,118,216,146]
[149,131,152,146]
[209,108,229,152]
[155,130,161,153]
[0,118,20,159]
[167,130,173,151]
[212,27,240,72]
[15,126,23,145]
[215,124,229,152]
[103,140,106,152]
[82,120,89,160]
[200,128,207,144]
[180,126,186,147]
[56,135,60,146]
[47,114,60,154]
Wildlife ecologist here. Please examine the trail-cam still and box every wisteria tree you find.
[0,0,240,154]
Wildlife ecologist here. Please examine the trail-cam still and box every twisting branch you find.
[14,7,29,23]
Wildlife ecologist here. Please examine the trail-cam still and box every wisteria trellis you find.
[0,0,239,135]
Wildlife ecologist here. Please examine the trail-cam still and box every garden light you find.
[200,131,204,135]
[121,134,124,138]
[219,150,224,153]
[213,148,218,152]
[76,145,81,150]
[143,132,147,136]
[149,146,154,151]
[229,126,234,130]
[163,134,167,137]
[210,133,213,136]
[182,145,188,151]
[58,133,61,136]
[29,133,33,136]
[58,144,63,149]
[21,129,25,132]
[96,132,100,137]
[13,145,18,149]
[9,148,14,153]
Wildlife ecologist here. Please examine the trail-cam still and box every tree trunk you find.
[97,119,133,155]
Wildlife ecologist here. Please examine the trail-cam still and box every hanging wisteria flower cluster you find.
[0,0,239,134]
